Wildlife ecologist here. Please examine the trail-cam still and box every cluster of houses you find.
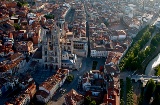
[62,66,120,105]
[3,74,36,105]
[1,68,69,104]
[1,0,160,105]
[36,69,69,103]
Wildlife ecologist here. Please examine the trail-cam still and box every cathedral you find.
[41,20,78,70]
[42,22,61,70]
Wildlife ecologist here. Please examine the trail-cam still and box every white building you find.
[110,30,127,40]
[61,51,78,70]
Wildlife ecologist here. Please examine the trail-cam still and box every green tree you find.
[89,100,96,105]
[155,64,160,76]
[17,1,22,8]
[84,96,92,105]
[66,75,74,83]
[44,14,54,19]
[14,24,20,30]
[151,83,160,105]
[120,99,125,105]
[145,79,156,103]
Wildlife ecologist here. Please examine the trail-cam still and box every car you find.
[61,89,66,94]
[59,88,63,92]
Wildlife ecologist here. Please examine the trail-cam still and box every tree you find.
[145,79,156,103]
[84,96,91,105]
[17,1,28,8]
[14,24,20,30]
[66,75,74,83]
[120,99,125,105]
[89,100,96,105]
[44,14,54,19]
[151,83,160,105]
[149,26,155,34]
[17,1,22,8]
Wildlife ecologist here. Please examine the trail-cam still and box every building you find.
[0,78,8,96]
[61,51,78,70]
[72,37,88,57]
[64,89,84,105]
[36,90,50,103]
[0,53,26,76]
[19,74,35,90]
[42,22,61,70]
[90,40,112,58]
[36,69,69,103]
[102,88,120,105]
[6,93,30,105]
[110,30,127,40]
[14,41,33,55]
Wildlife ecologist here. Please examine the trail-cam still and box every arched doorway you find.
[45,64,48,69]
[56,65,58,70]
[50,64,53,70]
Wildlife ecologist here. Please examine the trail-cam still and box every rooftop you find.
[64,89,84,105]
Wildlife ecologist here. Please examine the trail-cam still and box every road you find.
[141,31,157,51]
[47,57,106,105]
[65,9,75,23]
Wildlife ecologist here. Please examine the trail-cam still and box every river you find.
[145,53,160,75]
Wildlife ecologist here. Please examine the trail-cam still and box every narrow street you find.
[65,9,75,23]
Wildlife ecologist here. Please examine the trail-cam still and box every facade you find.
[72,37,88,57]
[42,22,61,70]
[36,90,50,103]
[110,30,127,40]
[61,51,78,70]
[6,93,30,105]
[90,46,109,58]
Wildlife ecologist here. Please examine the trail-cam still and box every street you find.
[47,57,105,105]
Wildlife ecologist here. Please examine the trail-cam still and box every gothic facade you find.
[42,22,61,70]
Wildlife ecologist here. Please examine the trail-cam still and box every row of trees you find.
[120,79,125,105]
[151,33,160,47]
[139,79,160,105]
[119,26,154,71]
[126,77,134,105]
[138,87,144,105]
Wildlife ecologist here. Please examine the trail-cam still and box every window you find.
[45,57,47,62]
[45,51,47,55]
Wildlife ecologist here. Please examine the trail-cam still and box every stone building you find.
[42,22,61,70]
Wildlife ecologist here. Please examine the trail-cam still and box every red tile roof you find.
[64,89,84,105]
